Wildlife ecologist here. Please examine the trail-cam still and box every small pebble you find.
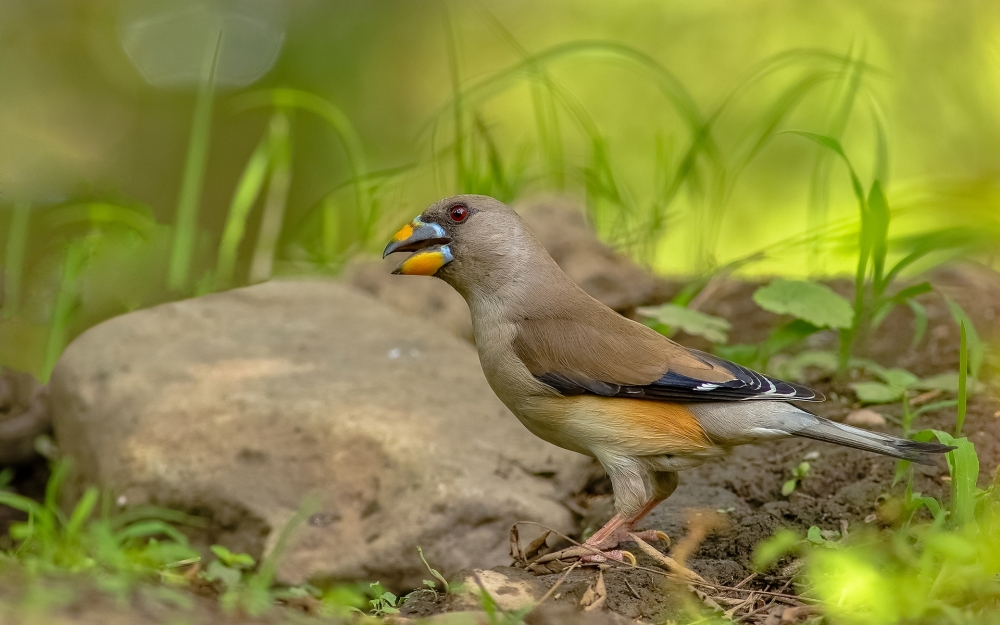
[845,409,886,427]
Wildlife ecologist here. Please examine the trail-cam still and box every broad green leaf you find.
[753,279,854,329]
[877,367,919,389]
[851,381,904,404]
[806,526,826,545]
[637,303,731,344]
[781,478,798,496]
[211,544,256,569]
[915,372,981,394]
[204,560,243,589]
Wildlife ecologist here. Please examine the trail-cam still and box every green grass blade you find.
[65,487,98,538]
[786,131,870,371]
[167,31,222,293]
[243,498,320,616]
[232,88,371,250]
[0,491,47,519]
[944,297,983,379]
[866,180,890,294]
[248,111,292,284]
[216,126,273,289]
[249,111,292,284]
[3,201,31,319]
[955,320,968,437]
[116,520,190,545]
[42,240,91,382]
[868,93,890,186]
[906,297,929,350]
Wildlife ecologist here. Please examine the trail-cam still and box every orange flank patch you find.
[398,249,447,276]
[390,222,415,243]
[560,395,713,456]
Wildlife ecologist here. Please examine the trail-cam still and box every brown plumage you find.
[384,194,953,565]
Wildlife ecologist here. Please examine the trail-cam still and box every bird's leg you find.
[531,471,677,570]
[583,496,669,552]
[531,496,669,568]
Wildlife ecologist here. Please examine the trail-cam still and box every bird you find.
[383,194,952,567]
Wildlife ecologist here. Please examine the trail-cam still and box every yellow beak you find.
[383,218,454,276]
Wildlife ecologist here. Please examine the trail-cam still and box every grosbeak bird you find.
[384,195,950,565]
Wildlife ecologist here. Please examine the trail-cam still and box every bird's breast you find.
[520,395,716,458]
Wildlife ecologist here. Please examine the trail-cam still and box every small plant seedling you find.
[417,545,451,595]
[368,581,399,616]
[782,461,811,496]
[202,545,256,590]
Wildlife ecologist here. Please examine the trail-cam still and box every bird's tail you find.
[791,417,954,465]
[689,401,955,465]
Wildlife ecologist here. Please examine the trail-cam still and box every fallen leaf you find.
[579,569,606,612]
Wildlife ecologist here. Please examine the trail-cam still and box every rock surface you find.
[49,280,591,588]
[347,194,657,341]
[0,368,49,464]
[448,567,548,612]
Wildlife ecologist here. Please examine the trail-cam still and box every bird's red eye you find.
[449,204,468,223]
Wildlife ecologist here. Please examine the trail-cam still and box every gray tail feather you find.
[792,417,954,465]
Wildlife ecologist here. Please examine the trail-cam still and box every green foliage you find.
[637,303,731,344]
[168,33,222,294]
[726,278,853,370]
[752,279,853,329]
[718,279,852,371]
[756,349,999,624]
[782,461,811,496]
[417,545,450,595]
[0,459,201,582]
[368,581,399,616]
[784,132,986,374]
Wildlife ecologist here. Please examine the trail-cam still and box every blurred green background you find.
[1,0,999,378]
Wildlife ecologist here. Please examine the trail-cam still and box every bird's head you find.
[383,194,539,296]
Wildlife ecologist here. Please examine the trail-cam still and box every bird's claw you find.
[527,544,636,574]
[645,530,671,549]
[582,549,636,566]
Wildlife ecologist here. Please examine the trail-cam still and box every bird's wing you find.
[513,315,822,402]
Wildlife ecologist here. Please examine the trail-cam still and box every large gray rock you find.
[49,280,590,588]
